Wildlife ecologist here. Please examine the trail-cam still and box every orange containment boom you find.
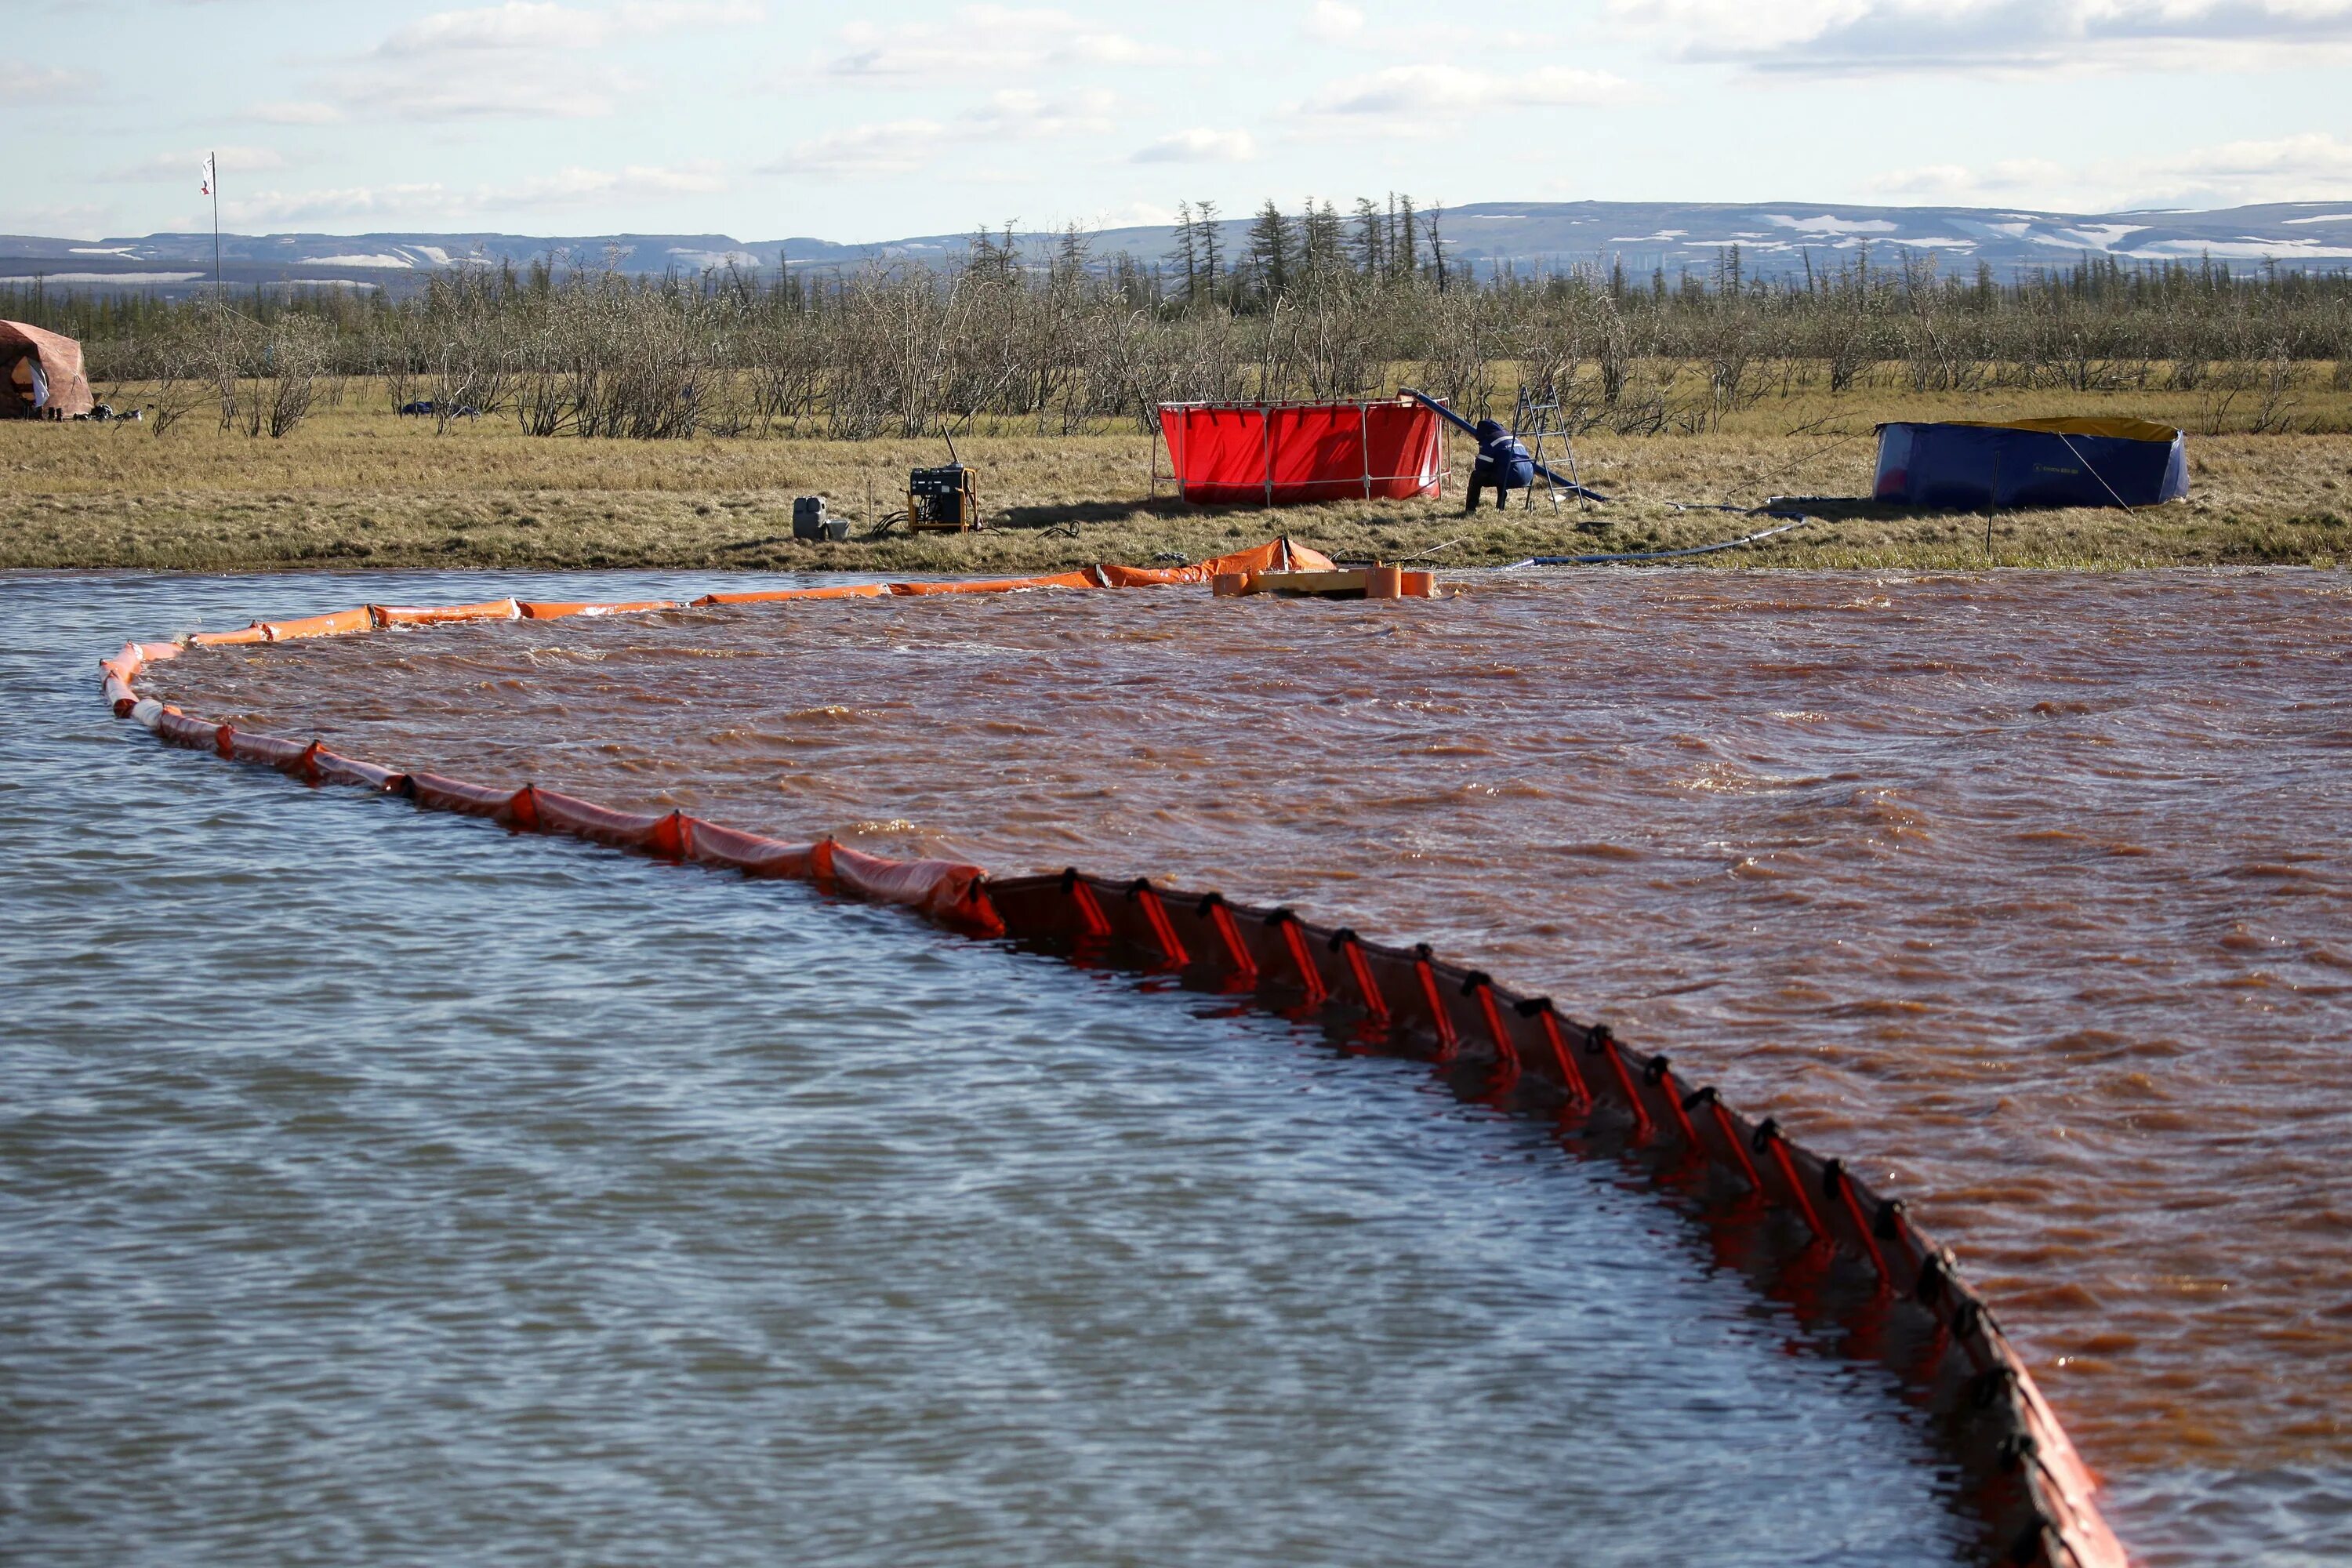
[519,599,684,620]
[180,539,1348,635]
[695,582,891,606]
[688,538,1335,607]
[96,539,2125,1568]
[372,598,521,628]
[887,568,1107,596]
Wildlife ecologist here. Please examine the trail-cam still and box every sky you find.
[11,0,2352,241]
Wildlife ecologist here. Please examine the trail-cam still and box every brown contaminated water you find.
[155,569,2352,1549]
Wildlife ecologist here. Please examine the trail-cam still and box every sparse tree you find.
[1246,201,1294,306]
[1301,199,1345,288]
[1192,200,1222,301]
[1352,197,1383,274]
[1167,201,1200,306]
[11,183,2348,451]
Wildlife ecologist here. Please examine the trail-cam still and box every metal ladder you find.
[1512,384,1588,513]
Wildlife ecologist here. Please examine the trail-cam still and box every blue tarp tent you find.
[1871,418,2187,510]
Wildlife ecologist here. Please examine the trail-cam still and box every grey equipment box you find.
[793,496,848,542]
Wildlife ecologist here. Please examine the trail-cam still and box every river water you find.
[2,570,1997,1566]
[129,564,2352,1565]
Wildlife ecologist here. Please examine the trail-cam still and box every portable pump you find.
[906,425,981,532]
[906,463,978,532]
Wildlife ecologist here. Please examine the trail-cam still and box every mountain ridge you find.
[7,199,2350,297]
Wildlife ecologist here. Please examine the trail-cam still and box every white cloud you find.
[2111,132,2352,209]
[1867,133,2352,209]
[1294,0,1562,57]
[243,100,344,125]
[622,0,767,24]
[340,65,635,120]
[503,162,728,205]
[23,66,100,102]
[207,162,727,227]
[962,88,1117,142]
[1610,0,2352,75]
[1303,63,1645,116]
[1131,127,1258,164]
[1303,0,1366,40]
[376,1,589,54]
[15,203,111,241]
[377,1,763,56]
[209,185,452,227]
[104,147,289,184]
[1864,158,2071,200]
[307,2,760,122]
[761,121,946,179]
[829,6,1147,77]
[1090,201,1182,229]
[757,89,1118,182]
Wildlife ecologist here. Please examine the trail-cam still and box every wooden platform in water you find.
[1213,568,1441,600]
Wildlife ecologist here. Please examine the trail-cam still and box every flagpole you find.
[206,150,225,426]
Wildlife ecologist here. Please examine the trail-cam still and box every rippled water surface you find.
[2,572,1998,1567]
[135,564,2352,1564]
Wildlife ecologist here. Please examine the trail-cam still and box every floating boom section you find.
[98,543,2126,1568]
[183,539,1338,642]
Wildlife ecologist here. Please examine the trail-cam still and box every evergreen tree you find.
[1056,222,1091,284]
[1247,200,1294,304]
[1167,201,1199,304]
[1302,199,1345,285]
[1193,200,1223,295]
[1352,197,1384,274]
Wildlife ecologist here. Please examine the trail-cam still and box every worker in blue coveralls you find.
[1464,418,1534,512]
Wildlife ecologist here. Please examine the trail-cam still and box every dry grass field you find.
[5,376,2347,575]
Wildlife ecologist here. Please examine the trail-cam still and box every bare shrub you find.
[24,206,2352,450]
[263,314,330,437]
[2247,344,2303,434]
[127,320,216,437]
[1414,285,1501,416]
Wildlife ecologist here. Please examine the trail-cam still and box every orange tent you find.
[2,320,93,419]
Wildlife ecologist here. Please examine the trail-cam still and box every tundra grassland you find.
[5,372,2347,575]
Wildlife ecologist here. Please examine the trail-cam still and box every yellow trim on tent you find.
[1943,417,2183,443]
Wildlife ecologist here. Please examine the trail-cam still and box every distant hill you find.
[5,200,2350,298]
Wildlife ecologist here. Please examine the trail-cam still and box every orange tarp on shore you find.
[1106,540,1340,586]
[1200,539,1337,575]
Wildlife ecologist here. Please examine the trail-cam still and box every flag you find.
[200,154,214,198]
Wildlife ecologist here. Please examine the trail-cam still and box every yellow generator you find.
[907,463,978,532]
